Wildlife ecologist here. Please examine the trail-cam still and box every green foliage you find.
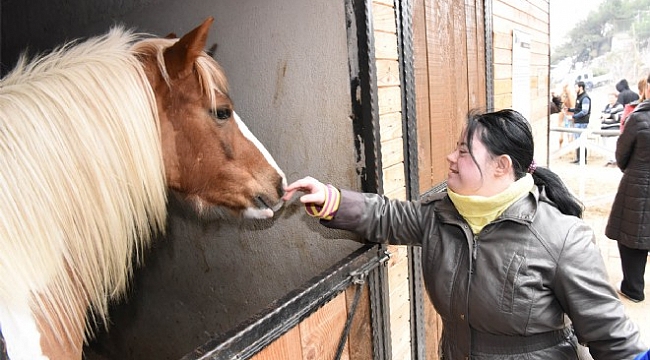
[551,0,650,65]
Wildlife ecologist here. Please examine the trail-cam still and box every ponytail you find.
[531,167,583,218]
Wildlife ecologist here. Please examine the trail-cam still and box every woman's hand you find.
[282,176,328,205]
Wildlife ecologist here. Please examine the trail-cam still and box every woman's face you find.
[446,128,496,196]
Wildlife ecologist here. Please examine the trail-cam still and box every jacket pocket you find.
[500,253,525,313]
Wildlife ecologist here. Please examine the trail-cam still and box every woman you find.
[284,109,645,359]
[606,73,650,303]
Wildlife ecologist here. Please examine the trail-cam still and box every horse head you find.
[136,17,287,219]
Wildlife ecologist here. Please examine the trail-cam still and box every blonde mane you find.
[0,28,169,343]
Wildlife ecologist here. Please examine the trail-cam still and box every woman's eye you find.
[210,107,232,120]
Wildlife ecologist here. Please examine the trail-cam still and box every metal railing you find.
[549,126,620,199]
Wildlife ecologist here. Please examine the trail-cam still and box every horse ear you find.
[164,17,214,79]
[165,32,177,39]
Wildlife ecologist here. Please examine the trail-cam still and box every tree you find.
[551,0,650,65]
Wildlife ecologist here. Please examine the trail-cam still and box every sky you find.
[550,0,605,49]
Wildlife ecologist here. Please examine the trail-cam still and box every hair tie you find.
[527,160,537,174]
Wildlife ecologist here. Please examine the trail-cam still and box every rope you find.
[334,281,364,360]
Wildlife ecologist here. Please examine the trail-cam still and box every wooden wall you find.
[492,0,551,164]
[211,1,552,359]
[413,0,487,193]
[238,0,411,358]
[251,285,373,360]
[250,1,552,359]
[412,1,487,359]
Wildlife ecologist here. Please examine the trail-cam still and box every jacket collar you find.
[633,100,650,113]
[433,186,541,226]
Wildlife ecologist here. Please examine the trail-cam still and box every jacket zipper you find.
[471,234,479,274]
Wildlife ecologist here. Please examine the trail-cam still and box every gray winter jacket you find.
[323,187,645,359]
[606,100,650,250]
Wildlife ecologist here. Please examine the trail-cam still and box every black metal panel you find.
[346,0,383,195]
[393,0,426,359]
[345,0,392,359]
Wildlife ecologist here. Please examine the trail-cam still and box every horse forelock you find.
[131,37,231,107]
[0,27,167,345]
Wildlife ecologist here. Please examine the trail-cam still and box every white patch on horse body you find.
[0,302,49,360]
[233,111,287,218]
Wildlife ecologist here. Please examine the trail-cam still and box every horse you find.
[0,17,286,360]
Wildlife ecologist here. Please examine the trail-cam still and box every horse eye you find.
[210,107,232,121]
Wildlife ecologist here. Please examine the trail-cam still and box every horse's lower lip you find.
[255,195,281,211]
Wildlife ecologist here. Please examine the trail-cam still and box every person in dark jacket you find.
[616,78,640,107]
[566,81,591,164]
[606,73,650,303]
[600,92,625,167]
[284,109,646,360]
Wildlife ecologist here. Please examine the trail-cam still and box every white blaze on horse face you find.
[233,111,287,218]
[0,301,49,360]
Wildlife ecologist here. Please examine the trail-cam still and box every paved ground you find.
[550,150,650,347]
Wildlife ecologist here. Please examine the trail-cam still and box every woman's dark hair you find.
[465,109,583,218]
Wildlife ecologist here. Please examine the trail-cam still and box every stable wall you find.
[492,0,551,164]
[1,1,369,358]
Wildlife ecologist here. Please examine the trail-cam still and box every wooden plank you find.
[493,63,513,80]
[375,31,399,60]
[379,112,404,142]
[389,293,413,360]
[493,47,512,65]
[493,31,513,50]
[385,186,407,201]
[494,93,513,110]
[492,18,547,40]
[346,284,373,360]
[382,136,405,168]
[423,280,442,359]
[383,162,406,195]
[251,326,303,360]
[373,0,394,7]
[413,0,433,193]
[467,0,487,110]
[378,86,402,114]
[451,0,469,132]
[425,0,459,186]
[494,78,513,96]
[372,2,397,34]
[299,292,349,360]
[387,256,412,360]
[493,0,548,24]
[376,59,401,88]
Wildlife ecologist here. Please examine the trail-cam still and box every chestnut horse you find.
[0,17,286,359]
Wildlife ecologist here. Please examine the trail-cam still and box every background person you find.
[606,73,650,303]
[620,77,647,132]
[566,81,591,164]
[617,78,640,107]
[284,109,646,360]
[600,91,624,167]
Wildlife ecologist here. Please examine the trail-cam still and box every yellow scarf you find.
[447,174,534,234]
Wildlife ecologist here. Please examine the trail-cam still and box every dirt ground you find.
[549,150,650,346]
